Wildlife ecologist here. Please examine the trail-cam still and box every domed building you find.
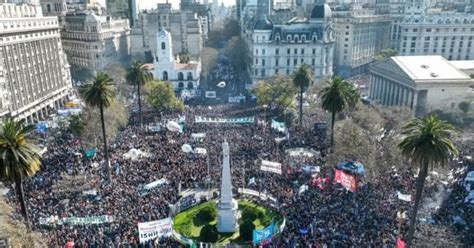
[243,3,334,83]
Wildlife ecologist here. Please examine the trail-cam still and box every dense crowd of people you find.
[4,103,473,247]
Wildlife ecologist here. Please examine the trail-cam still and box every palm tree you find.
[126,60,152,128]
[0,118,41,229]
[293,64,313,128]
[398,115,458,247]
[80,72,116,181]
[319,76,359,149]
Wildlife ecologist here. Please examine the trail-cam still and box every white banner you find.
[138,217,173,243]
[194,116,255,124]
[260,160,282,174]
[397,191,412,202]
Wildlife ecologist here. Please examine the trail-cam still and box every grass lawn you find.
[172,200,283,245]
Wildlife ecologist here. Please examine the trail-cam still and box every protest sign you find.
[260,160,282,174]
[252,223,275,245]
[138,217,172,243]
[39,215,113,226]
[397,191,412,202]
[334,169,357,192]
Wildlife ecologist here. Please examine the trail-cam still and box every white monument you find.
[217,141,238,233]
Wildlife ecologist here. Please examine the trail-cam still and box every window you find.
[161,42,166,50]
[187,82,194,89]
[287,48,290,55]
[275,69,279,74]
[178,82,184,88]
[294,48,297,54]
[256,49,258,55]
[275,58,279,66]
[163,71,168,80]
[301,49,304,54]
[262,59,265,66]
[255,58,258,65]
[275,48,279,55]
[261,69,265,77]
[294,59,297,66]
[287,59,290,66]
[262,49,266,55]
[301,59,304,64]
[178,72,184,80]
[312,49,316,54]
[187,72,193,80]
[312,58,315,66]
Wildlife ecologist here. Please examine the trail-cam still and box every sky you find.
[98,0,235,10]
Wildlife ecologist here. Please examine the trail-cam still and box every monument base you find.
[217,199,238,233]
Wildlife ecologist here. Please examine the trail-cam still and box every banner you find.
[271,119,286,133]
[252,223,275,245]
[397,191,412,202]
[260,160,282,174]
[396,237,406,248]
[138,217,173,243]
[194,116,255,124]
[228,95,245,103]
[301,165,320,173]
[334,169,357,192]
[39,215,113,226]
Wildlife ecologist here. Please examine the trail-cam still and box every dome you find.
[85,12,99,23]
[253,16,273,30]
[310,4,332,19]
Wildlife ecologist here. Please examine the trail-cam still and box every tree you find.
[199,224,218,242]
[319,76,359,149]
[458,101,471,115]
[68,114,87,166]
[225,36,251,72]
[398,115,458,247]
[222,19,240,40]
[0,118,41,229]
[251,76,297,112]
[178,52,190,64]
[80,72,116,181]
[144,80,184,113]
[81,100,128,147]
[293,64,313,128]
[374,49,398,61]
[104,63,127,99]
[201,47,219,79]
[239,221,255,241]
[126,60,152,128]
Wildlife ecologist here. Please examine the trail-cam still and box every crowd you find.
[4,103,472,247]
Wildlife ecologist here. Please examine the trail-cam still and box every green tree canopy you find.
[225,36,251,72]
[0,118,42,228]
[126,60,152,127]
[144,80,184,113]
[222,19,241,40]
[374,49,398,61]
[251,75,297,111]
[293,64,314,127]
[319,76,360,148]
[398,115,458,246]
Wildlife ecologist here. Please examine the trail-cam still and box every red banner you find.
[334,169,357,192]
[395,237,406,248]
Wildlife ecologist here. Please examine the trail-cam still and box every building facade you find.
[332,5,391,78]
[106,0,136,27]
[244,3,334,83]
[396,12,474,61]
[152,28,201,93]
[61,12,130,76]
[369,56,474,116]
[131,8,205,59]
[0,3,72,122]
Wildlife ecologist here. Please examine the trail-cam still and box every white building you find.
[61,11,130,76]
[0,2,72,122]
[151,28,201,92]
[332,5,391,78]
[396,11,474,61]
[131,7,206,60]
[244,3,334,83]
[369,56,474,116]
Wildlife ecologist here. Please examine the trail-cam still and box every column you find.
[406,90,413,108]
[397,85,403,106]
[375,76,382,101]
[386,81,393,106]
[370,75,375,99]
[382,79,389,106]
[412,91,418,113]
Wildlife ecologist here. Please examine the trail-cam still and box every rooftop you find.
[449,60,474,71]
[391,56,471,81]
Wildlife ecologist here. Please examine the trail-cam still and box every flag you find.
[248,177,256,186]
[298,184,308,195]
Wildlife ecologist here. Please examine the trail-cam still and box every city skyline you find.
[98,0,235,10]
